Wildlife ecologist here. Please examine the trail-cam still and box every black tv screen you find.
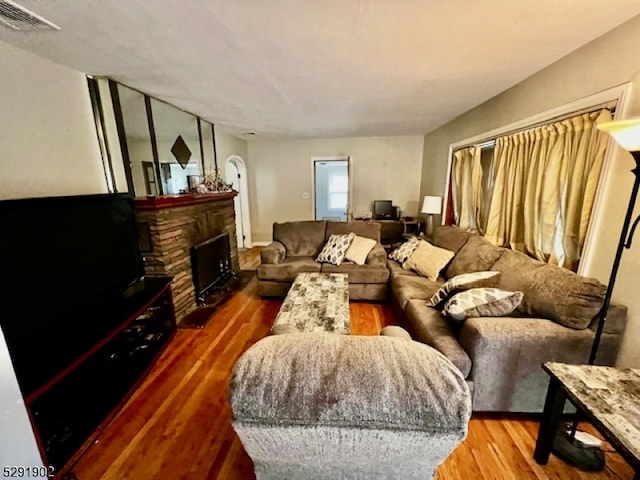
[373,200,393,219]
[0,193,145,395]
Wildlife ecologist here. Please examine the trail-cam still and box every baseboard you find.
[251,241,271,247]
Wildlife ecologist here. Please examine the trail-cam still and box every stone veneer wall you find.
[135,198,238,323]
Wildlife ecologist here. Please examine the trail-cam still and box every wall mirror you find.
[88,78,215,197]
[118,84,156,195]
[150,97,203,195]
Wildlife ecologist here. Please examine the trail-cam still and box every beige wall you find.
[420,14,640,368]
[247,136,424,243]
[215,130,249,171]
[0,41,104,200]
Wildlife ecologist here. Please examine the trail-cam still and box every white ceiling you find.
[2,1,640,138]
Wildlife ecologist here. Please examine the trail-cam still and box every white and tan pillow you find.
[427,271,500,308]
[316,233,355,266]
[402,240,454,281]
[388,237,420,264]
[443,288,524,322]
[344,234,377,265]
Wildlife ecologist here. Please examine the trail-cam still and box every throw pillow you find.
[316,233,355,266]
[344,234,377,265]
[388,237,420,264]
[443,288,524,322]
[402,240,455,281]
[426,271,501,308]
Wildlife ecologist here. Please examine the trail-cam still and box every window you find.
[328,173,348,209]
[448,108,613,270]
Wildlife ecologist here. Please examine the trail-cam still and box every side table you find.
[534,362,640,477]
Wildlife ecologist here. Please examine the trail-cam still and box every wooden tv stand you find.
[24,277,176,478]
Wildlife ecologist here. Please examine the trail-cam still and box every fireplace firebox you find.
[190,231,233,304]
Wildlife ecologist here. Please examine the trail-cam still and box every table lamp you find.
[421,195,442,238]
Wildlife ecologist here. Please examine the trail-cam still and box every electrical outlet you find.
[302,192,310,199]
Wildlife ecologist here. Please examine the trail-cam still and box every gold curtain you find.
[451,146,484,234]
[484,109,612,269]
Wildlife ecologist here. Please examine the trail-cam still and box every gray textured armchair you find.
[229,333,471,480]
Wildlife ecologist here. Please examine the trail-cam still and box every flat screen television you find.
[0,193,145,396]
[373,200,393,219]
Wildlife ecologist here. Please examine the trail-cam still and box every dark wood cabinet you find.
[371,219,424,248]
[25,277,176,477]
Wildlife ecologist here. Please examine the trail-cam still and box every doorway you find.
[225,155,251,249]
[312,157,351,221]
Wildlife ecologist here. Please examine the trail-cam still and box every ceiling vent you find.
[0,0,60,31]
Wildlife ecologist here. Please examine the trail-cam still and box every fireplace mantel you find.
[134,191,237,211]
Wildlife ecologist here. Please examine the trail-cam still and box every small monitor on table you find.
[373,200,393,219]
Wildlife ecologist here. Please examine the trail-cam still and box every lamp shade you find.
[597,117,640,152]
[421,195,442,215]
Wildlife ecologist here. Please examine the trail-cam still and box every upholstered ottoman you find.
[228,333,471,479]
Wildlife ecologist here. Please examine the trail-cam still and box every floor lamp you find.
[552,116,640,470]
[421,195,442,238]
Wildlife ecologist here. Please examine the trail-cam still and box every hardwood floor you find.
[70,248,635,479]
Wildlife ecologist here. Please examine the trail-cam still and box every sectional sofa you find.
[257,221,627,413]
[388,226,627,412]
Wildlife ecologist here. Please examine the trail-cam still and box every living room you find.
[2,2,640,478]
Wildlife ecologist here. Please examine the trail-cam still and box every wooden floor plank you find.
[70,248,636,479]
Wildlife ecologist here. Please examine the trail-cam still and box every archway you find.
[225,155,251,249]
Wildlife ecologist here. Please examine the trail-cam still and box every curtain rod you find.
[454,100,617,152]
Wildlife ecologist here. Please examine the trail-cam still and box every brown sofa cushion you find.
[273,221,326,257]
[404,300,472,378]
[431,226,473,254]
[257,257,322,282]
[588,303,627,335]
[445,235,505,279]
[492,249,605,329]
[387,259,415,279]
[326,221,381,242]
[391,274,442,310]
[260,240,286,264]
[321,263,390,284]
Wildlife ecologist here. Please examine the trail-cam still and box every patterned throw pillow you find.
[426,271,501,308]
[316,233,355,266]
[388,237,420,264]
[344,234,377,265]
[402,240,455,281]
[443,288,524,322]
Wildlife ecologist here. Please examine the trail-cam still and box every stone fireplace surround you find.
[134,192,239,323]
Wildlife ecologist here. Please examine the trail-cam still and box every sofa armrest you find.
[458,317,623,412]
[366,243,387,267]
[588,302,627,335]
[404,300,472,378]
[260,241,286,264]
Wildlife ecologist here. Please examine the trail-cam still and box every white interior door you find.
[313,158,350,221]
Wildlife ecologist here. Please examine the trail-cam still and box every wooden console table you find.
[534,362,640,477]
